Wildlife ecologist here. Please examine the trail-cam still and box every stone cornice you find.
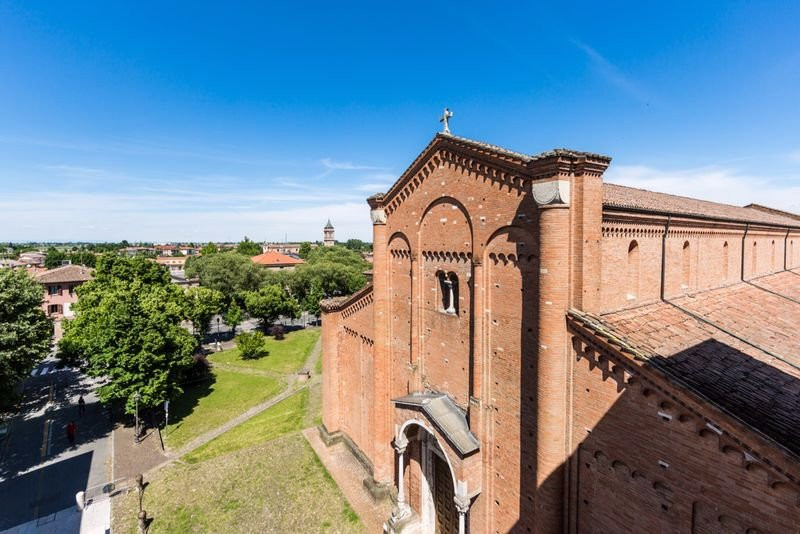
[367,133,611,219]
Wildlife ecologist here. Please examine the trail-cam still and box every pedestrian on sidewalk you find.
[78,395,86,416]
[67,421,76,446]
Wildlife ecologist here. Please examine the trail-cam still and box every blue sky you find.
[1,1,799,242]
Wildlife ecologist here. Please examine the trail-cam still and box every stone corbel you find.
[371,207,387,225]
[531,179,570,207]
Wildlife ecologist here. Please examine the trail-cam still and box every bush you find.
[236,331,268,360]
[270,325,285,340]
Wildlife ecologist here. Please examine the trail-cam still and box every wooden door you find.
[434,454,457,534]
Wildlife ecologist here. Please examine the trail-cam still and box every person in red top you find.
[66,421,76,446]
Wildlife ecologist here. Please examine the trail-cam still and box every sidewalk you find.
[303,427,391,533]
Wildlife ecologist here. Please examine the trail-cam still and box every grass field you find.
[164,369,284,449]
[185,388,309,463]
[210,328,320,374]
[112,433,362,533]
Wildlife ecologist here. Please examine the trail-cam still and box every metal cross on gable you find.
[440,107,453,135]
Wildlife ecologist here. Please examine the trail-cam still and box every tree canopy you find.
[199,242,219,255]
[288,245,370,314]
[237,236,262,256]
[243,285,300,329]
[59,255,197,414]
[0,269,53,407]
[184,252,264,304]
[184,286,224,339]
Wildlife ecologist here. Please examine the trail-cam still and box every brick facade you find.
[320,133,800,533]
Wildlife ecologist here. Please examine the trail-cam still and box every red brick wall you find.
[600,217,796,312]
[569,336,800,534]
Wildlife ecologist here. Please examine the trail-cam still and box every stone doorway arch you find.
[387,419,471,534]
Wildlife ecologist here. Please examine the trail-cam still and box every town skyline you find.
[2,2,800,242]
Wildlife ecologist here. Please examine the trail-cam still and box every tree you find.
[235,331,267,360]
[243,285,300,330]
[44,247,67,269]
[59,255,197,414]
[0,269,53,407]
[200,242,219,255]
[224,302,244,335]
[298,242,312,259]
[237,236,262,256]
[184,252,264,304]
[343,238,372,253]
[289,245,370,314]
[184,287,224,339]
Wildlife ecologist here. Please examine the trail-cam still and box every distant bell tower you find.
[323,219,335,247]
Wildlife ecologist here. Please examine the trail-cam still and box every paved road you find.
[0,357,112,533]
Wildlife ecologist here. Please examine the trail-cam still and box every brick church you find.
[319,131,800,533]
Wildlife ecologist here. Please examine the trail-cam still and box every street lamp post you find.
[133,392,140,444]
[216,316,222,352]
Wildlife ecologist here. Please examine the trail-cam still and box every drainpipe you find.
[660,216,671,301]
[740,224,750,281]
[784,227,790,271]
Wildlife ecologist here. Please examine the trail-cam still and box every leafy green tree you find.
[200,242,219,255]
[0,269,53,407]
[235,331,268,360]
[298,242,312,259]
[44,247,67,269]
[237,236,262,256]
[224,302,244,335]
[288,245,370,314]
[343,239,372,252]
[59,255,197,414]
[184,253,264,304]
[243,285,300,330]
[185,287,224,339]
[69,250,96,268]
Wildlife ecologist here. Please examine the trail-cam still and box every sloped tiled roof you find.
[251,251,304,267]
[35,264,93,284]
[603,183,800,227]
[593,273,800,455]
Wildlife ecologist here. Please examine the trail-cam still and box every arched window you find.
[627,240,639,300]
[751,241,758,277]
[438,271,458,315]
[722,241,729,281]
[682,241,690,289]
[771,240,776,271]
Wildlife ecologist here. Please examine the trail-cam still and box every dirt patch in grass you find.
[210,328,319,375]
[112,433,362,533]
[164,369,284,449]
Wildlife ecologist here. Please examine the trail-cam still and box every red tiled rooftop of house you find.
[34,264,94,284]
[251,251,305,266]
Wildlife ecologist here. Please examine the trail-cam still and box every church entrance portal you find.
[433,452,457,533]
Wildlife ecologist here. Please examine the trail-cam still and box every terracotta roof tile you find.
[603,183,800,227]
[596,276,800,455]
[250,252,304,266]
[34,264,94,284]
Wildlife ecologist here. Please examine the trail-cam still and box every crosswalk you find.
[30,365,57,377]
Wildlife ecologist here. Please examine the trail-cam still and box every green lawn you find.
[164,369,284,449]
[112,433,362,533]
[185,388,309,463]
[210,328,320,374]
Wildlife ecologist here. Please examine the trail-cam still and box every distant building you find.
[0,259,24,269]
[18,251,46,267]
[323,220,335,247]
[263,242,302,255]
[35,264,93,318]
[155,256,187,272]
[251,251,305,271]
[120,246,156,257]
